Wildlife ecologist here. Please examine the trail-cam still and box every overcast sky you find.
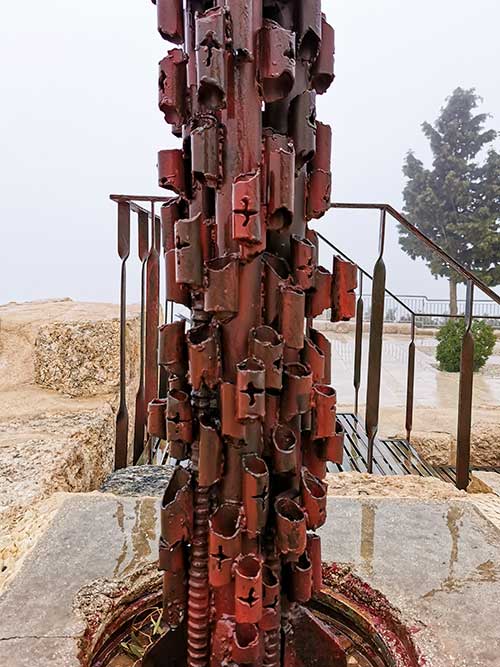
[1,0,499,305]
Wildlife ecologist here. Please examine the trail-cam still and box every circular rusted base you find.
[88,577,421,667]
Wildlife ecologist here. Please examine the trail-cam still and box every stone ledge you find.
[406,425,500,467]
[326,471,466,499]
[1,484,500,666]
[100,465,174,497]
[319,497,500,667]
[0,407,115,592]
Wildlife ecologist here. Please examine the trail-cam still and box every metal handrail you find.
[112,195,495,489]
[316,229,417,433]
[398,293,496,304]
[315,232,416,317]
[111,194,172,469]
[330,202,500,306]
[327,201,499,489]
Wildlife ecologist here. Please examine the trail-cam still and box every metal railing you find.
[315,232,417,457]
[314,293,500,327]
[111,194,173,468]
[321,202,500,490]
[396,294,500,320]
[112,195,499,490]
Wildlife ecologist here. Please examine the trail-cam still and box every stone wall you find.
[409,424,500,467]
[0,299,140,591]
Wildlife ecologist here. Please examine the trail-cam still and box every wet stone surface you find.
[1,490,500,665]
[320,497,500,667]
[0,493,161,666]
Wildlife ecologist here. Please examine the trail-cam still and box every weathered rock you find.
[0,299,138,393]
[101,465,174,497]
[0,407,115,591]
[0,300,141,592]
[408,423,500,468]
[326,471,465,499]
[470,471,500,496]
[35,318,139,397]
[466,422,500,468]
[405,431,456,466]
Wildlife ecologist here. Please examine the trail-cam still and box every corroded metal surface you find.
[146,0,351,664]
[114,0,358,664]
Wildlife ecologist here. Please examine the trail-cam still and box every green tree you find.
[400,88,500,315]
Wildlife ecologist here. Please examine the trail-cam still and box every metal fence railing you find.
[318,202,500,490]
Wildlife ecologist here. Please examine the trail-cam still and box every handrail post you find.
[353,270,364,418]
[405,314,416,443]
[133,210,150,464]
[144,201,161,463]
[456,280,475,490]
[365,208,387,472]
[115,201,131,470]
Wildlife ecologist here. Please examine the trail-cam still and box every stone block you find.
[320,497,500,667]
[34,317,139,397]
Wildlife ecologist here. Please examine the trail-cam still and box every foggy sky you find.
[1,0,499,305]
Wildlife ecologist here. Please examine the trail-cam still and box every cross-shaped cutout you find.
[234,196,258,227]
[200,32,221,67]
[239,587,259,608]
[241,382,264,407]
[252,485,268,503]
[211,545,230,571]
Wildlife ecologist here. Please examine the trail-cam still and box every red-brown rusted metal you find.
[159,49,187,133]
[331,255,358,322]
[133,210,149,464]
[115,202,130,470]
[115,1,352,664]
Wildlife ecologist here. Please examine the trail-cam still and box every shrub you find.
[436,319,496,372]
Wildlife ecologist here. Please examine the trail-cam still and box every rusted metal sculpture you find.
[108,2,500,664]
[116,1,356,665]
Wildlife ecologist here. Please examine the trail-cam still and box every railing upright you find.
[144,202,161,442]
[353,270,364,418]
[133,210,149,464]
[365,209,387,472]
[456,280,475,490]
[115,201,131,470]
[111,194,172,469]
[405,314,416,443]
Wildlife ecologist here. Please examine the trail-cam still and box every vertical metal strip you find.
[133,210,150,464]
[353,270,364,418]
[144,202,160,462]
[456,280,475,490]
[158,206,169,400]
[115,201,131,470]
[405,314,416,444]
[365,209,387,473]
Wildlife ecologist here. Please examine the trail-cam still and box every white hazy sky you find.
[0,0,499,305]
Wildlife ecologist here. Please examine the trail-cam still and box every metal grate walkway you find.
[331,413,500,484]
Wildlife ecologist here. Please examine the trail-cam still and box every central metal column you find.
[146,1,353,665]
